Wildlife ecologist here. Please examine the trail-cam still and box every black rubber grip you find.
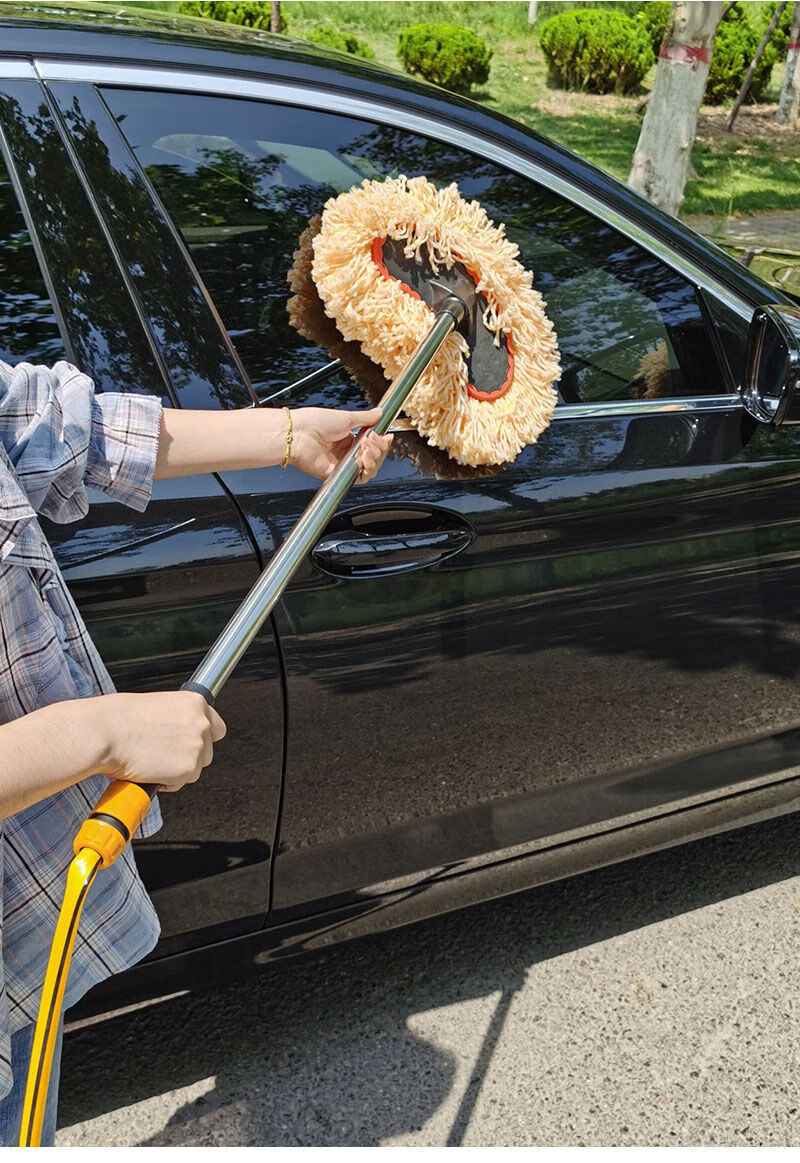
[180,680,215,706]
[89,812,131,841]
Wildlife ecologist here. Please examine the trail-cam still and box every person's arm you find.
[0,361,392,527]
[0,691,226,821]
[153,405,392,483]
[0,359,161,521]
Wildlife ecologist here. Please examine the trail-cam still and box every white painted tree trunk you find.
[777,0,800,126]
[627,1,723,217]
[528,1,538,24]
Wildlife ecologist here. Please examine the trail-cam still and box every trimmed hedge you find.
[397,23,492,93]
[538,9,654,95]
[306,25,375,60]
[704,4,777,105]
[636,1,670,54]
[179,1,287,33]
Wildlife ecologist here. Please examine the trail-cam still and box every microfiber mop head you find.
[291,175,561,468]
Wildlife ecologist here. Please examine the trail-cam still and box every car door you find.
[95,73,800,923]
[0,77,284,955]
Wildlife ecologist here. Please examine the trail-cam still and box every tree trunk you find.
[627,1,723,218]
[270,1,282,34]
[727,0,787,130]
[528,0,538,22]
[777,0,800,125]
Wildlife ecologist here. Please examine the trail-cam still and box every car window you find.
[0,144,66,365]
[104,89,724,410]
[1,82,175,403]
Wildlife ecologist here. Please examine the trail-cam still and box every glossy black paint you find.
[2,5,800,1012]
[52,476,284,954]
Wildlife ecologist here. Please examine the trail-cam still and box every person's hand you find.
[289,407,394,482]
[87,691,227,792]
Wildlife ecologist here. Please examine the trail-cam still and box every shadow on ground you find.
[57,809,800,1146]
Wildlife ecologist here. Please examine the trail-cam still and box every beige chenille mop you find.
[291,174,561,470]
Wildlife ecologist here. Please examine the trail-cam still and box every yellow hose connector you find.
[73,781,154,868]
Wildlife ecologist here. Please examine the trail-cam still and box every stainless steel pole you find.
[188,295,465,701]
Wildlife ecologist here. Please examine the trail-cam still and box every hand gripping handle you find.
[73,682,214,868]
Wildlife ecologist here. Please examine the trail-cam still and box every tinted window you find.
[0,142,66,365]
[105,89,723,409]
[1,83,174,404]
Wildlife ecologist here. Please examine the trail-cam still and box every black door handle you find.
[311,511,473,578]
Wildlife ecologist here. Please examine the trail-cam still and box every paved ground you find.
[685,210,800,256]
[54,810,800,1148]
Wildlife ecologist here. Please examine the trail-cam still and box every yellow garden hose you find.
[19,849,100,1146]
[19,783,153,1146]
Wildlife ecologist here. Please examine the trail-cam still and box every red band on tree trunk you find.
[789,41,800,50]
[659,42,712,69]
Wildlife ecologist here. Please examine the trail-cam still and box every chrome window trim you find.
[1,59,752,419]
[552,395,743,421]
[0,60,36,79]
[385,395,743,430]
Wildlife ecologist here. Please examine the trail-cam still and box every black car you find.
[2,3,800,1016]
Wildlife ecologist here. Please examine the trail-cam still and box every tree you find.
[727,0,788,129]
[777,0,800,124]
[628,1,724,217]
[270,1,282,34]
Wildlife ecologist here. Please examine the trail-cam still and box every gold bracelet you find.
[281,406,293,469]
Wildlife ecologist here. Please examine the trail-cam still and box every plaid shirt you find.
[0,359,164,1101]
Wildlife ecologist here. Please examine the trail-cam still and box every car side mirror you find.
[743,304,800,425]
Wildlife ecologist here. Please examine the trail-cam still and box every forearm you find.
[0,700,110,820]
[154,406,288,480]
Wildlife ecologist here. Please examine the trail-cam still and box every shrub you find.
[761,0,795,60]
[306,25,375,61]
[636,1,670,54]
[704,5,764,105]
[538,9,655,95]
[179,2,287,33]
[397,23,492,93]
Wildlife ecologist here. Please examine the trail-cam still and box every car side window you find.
[104,89,724,409]
[0,145,66,365]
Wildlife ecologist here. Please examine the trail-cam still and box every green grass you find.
[282,0,800,221]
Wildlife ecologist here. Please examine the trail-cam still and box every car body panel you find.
[1,7,800,1008]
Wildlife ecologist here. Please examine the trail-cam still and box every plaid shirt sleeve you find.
[0,359,162,521]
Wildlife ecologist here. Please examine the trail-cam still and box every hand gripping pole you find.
[19,294,466,1147]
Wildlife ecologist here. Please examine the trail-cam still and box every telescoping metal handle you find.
[73,295,467,867]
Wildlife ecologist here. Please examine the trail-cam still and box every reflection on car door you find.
[102,83,800,922]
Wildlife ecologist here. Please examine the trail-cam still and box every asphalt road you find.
[55,812,800,1147]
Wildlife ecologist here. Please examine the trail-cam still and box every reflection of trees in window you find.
[0,152,65,364]
[143,146,346,394]
[56,86,249,409]
[313,126,719,404]
[101,88,721,409]
[0,88,153,386]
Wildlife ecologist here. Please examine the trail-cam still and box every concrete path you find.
[685,210,800,256]
[54,811,800,1147]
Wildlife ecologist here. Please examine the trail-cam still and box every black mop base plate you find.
[373,236,513,401]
